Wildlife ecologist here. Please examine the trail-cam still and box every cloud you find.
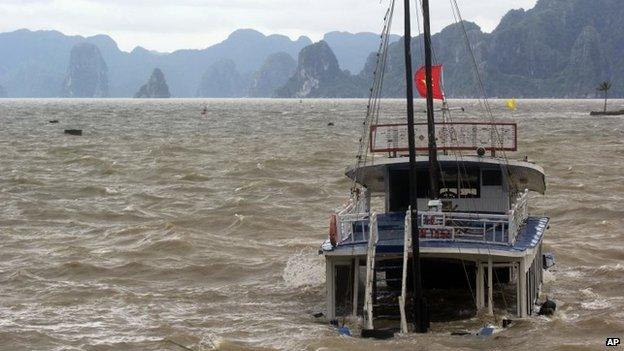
[0,0,537,52]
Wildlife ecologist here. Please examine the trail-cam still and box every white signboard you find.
[370,122,517,152]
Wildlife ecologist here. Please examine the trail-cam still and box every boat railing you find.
[337,211,370,244]
[336,189,530,246]
[507,189,529,244]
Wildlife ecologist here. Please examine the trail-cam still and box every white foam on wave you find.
[581,300,612,310]
[596,263,624,272]
[543,269,556,283]
[579,287,612,310]
[282,250,325,289]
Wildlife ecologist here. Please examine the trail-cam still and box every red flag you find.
[414,65,444,100]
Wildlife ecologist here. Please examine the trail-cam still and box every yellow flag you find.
[506,98,517,111]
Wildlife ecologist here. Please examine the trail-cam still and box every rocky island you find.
[196,59,247,98]
[134,68,171,98]
[248,52,296,97]
[61,43,109,98]
[275,41,363,98]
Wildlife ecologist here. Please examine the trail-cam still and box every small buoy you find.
[327,122,334,126]
[337,326,351,336]
[49,120,59,124]
[538,299,556,316]
[361,329,394,339]
[64,129,82,136]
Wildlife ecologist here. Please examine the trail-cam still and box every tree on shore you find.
[597,81,612,113]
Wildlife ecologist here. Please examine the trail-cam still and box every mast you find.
[422,0,440,198]
[403,0,429,333]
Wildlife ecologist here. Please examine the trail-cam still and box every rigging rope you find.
[350,0,396,196]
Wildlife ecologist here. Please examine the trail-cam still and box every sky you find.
[0,0,538,52]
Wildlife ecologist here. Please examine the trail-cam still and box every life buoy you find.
[329,213,338,247]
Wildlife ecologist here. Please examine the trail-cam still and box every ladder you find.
[363,209,411,333]
[399,208,411,333]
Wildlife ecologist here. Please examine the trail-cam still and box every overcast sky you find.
[0,0,537,52]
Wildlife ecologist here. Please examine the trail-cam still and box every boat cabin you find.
[346,155,546,214]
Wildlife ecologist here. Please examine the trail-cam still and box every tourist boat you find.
[319,0,553,335]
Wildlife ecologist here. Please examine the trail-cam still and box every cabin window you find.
[482,169,502,186]
[388,169,429,211]
[388,170,409,211]
[459,169,480,198]
[389,167,480,209]
[440,166,480,199]
[439,168,459,198]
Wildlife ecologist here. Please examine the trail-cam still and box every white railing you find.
[337,212,370,243]
[334,193,370,244]
[334,189,530,247]
[507,189,529,244]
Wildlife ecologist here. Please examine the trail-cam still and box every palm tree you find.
[597,81,612,113]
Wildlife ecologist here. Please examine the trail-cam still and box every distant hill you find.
[2,0,624,98]
[323,31,399,74]
[196,59,248,98]
[249,52,297,97]
[61,43,109,97]
[360,0,624,98]
[0,28,311,97]
[275,41,364,98]
[134,68,171,98]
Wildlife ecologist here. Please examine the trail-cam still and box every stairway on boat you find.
[363,212,414,333]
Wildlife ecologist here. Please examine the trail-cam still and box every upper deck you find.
[347,155,546,195]
[322,121,548,257]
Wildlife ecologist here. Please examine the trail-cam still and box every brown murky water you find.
[0,99,623,350]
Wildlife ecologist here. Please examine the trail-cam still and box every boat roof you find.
[346,155,546,194]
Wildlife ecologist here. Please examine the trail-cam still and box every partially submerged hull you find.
[322,214,549,323]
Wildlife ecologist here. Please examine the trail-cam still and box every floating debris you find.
[538,299,557,316]
[361,328,394,339]
[64,129,82,136]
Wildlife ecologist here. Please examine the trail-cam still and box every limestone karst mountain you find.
[2,0,624,97]
[134,68,171,98]
[275,41,364,98]
[248,52,297,97]
[196,59,248,98]
[61,43,109,98]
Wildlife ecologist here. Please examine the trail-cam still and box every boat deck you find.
[324,216,549,257]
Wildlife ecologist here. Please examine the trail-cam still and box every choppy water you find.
[0,98,623,351]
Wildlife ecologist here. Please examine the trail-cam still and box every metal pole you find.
[403,0,429,333]
[421,0,440,198]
